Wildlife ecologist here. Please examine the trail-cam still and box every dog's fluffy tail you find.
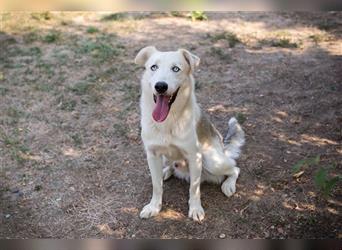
[223,117,245,159]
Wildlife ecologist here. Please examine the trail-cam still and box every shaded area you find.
[0,12,341,239]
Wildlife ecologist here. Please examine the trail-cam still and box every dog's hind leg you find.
[163,165,174,181]
[202,147,240,197]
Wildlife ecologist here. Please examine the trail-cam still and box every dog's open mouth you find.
[152,87,180,122]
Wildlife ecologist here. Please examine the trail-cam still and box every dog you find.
[135,46,245,222]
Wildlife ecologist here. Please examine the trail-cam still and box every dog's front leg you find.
[140,151,163,219]
[188,152,205,222]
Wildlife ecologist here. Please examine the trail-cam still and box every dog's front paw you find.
[221,178,237,197]
[188,203,205,222]
[140,203,161,219]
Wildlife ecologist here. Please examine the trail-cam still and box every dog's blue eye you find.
[172,66,180,72]
[150,65,158,71]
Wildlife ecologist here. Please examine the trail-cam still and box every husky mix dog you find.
[135,46,245,222]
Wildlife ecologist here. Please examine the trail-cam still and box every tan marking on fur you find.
[148,144,186,162]
[196,113,223,147]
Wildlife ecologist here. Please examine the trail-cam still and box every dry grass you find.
[0,12,341,239]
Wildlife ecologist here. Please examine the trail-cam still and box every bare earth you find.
[0,12,341,239]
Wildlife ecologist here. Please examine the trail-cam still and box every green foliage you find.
[71,133,82,146]
[31,12,52,21]
[101,13,128,21]
[86,26,99,34]
[42,31,61,43]
[0,129,29,164]
[58,95,77,111]
[209,31,241,48]
[236,112,247,125]
[314,166,341,197]
[23,31,39,43]
[292,156,340,197]
[188,11,208,21]
[260,38,298,48]
[78,36,122,62]
[210,47,232,63]
[69,82,95,95]
[292,155,320,173]
[0,86,9,96]
[271,38,298,48]
[170,11,184,17]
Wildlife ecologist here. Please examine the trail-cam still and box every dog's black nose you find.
[155,81,168,94]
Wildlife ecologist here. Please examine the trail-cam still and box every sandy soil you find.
[0,12,341,238]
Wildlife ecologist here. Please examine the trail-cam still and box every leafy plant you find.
[42,31,61,43]
[292,155,340,197]
[314,166,341,197]
[188,11,207,21]
[86,26,99,34]
[292,155,320,173]
[209,31,241,48]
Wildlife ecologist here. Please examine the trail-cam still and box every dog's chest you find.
[148,144,186,161]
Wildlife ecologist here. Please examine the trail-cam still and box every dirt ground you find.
[0,12,341,239]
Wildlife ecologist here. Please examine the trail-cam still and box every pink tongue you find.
[152,95,170,122]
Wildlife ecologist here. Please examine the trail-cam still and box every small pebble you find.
[219,233,226,239]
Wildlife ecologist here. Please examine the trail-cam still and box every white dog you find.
[135,46,245,222]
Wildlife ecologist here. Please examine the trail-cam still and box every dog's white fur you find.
[135,46,245,222]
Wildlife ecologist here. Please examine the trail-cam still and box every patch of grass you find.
[86,26,99,34]
[6,107,24,120]
[57,95,77,111]
[33,83,54,92]
[101,12,147,22]
[188,11,208,21]
[292,155,320,173]
[69,82,96,95]
[23,31,39,43]
[0,130,30,164]
[118,83,140,103]
[77,37,122,62]
[31,12,52,21]
[210,47,232,63]
[37,60,54,76]
[71,133,82,146]
[42,31,61,43]
[317,19,339,31]
[0,86,9,96]
[60,20,70,26]
[314,166,341,197]
[236,112,246,125]
[170,11,184,17]
[292,156,341,197]
[260,38,298,48]
[101,12,128,21]
[69,82,104,104]
[209,31,241,48]
[113,123,129,138]
[309,34,328,43]
[28,47,42,56]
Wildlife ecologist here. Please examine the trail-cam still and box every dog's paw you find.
[188,203,205,222]
[163,166,173,181]
[140,203,161,219]
[221,178,237,197]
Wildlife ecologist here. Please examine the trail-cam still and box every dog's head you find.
[135,46,200,122]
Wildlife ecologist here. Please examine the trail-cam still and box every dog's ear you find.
[179,49,200,72]
[134,46,158,66]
